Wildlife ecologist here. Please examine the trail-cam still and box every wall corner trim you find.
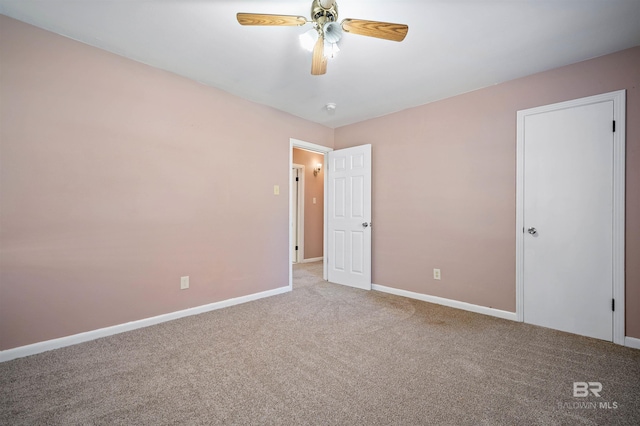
[625,336,640,350]
[0,286,291,363]
[371,284,517,321]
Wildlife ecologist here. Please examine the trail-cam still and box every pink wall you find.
[0,16,333,350]
[335,47,640,338]
[2,15,638,351]
[292,148,324,260]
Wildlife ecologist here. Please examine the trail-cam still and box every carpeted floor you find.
[1,261,639,425]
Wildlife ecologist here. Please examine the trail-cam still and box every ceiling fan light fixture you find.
[238,0,409,75]
[323,21,343,44]
[299,28,318,52]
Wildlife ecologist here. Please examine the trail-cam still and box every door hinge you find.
[295,246,298,251]
[612,298,615,311]
[296,177,299,182]
[613,120,616,132]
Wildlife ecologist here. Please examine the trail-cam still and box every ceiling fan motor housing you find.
[312,0,338,28]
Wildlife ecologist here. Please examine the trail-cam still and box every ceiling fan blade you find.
[237,13,307,26]
[341,19,408,42]
[311,36,327,75]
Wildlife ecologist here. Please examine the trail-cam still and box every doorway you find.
[289,139,332,289]
[515,90,626,344]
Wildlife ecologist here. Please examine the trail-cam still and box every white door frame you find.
[515,90,626,345]
[292,164,305,263]
[289,139,333,290]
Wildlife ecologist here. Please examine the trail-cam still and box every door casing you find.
[515,90,626,345]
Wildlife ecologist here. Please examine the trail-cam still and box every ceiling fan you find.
[237,0,409,75]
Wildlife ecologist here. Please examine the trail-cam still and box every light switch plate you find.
[180,276,189,289]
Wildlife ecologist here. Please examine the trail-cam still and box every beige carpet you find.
[1,261,639,425]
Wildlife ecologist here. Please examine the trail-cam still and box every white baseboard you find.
[302,257,323,263]
[0,285,291,363]
[625,336,640,350]
[4,282,634,362]
[372,284,517,321]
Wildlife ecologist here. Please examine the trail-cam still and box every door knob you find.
[527,227,537,235]
[362,222,369,228]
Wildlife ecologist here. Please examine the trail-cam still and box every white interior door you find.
[327,144,371,290]
[522,100,614,341]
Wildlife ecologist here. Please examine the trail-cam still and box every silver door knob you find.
[362,222,369,228]
[527,227,537,235]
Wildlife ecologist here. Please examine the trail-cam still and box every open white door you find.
[327,144,371,290]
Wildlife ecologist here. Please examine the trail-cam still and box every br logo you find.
[573,382,602,397]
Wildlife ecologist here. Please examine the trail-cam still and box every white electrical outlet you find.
[433,269,441,280]
[180,276,189,290]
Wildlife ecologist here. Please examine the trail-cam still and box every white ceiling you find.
[2,0,639,128]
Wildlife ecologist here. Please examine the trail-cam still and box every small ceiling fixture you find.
[325,102,337,113]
